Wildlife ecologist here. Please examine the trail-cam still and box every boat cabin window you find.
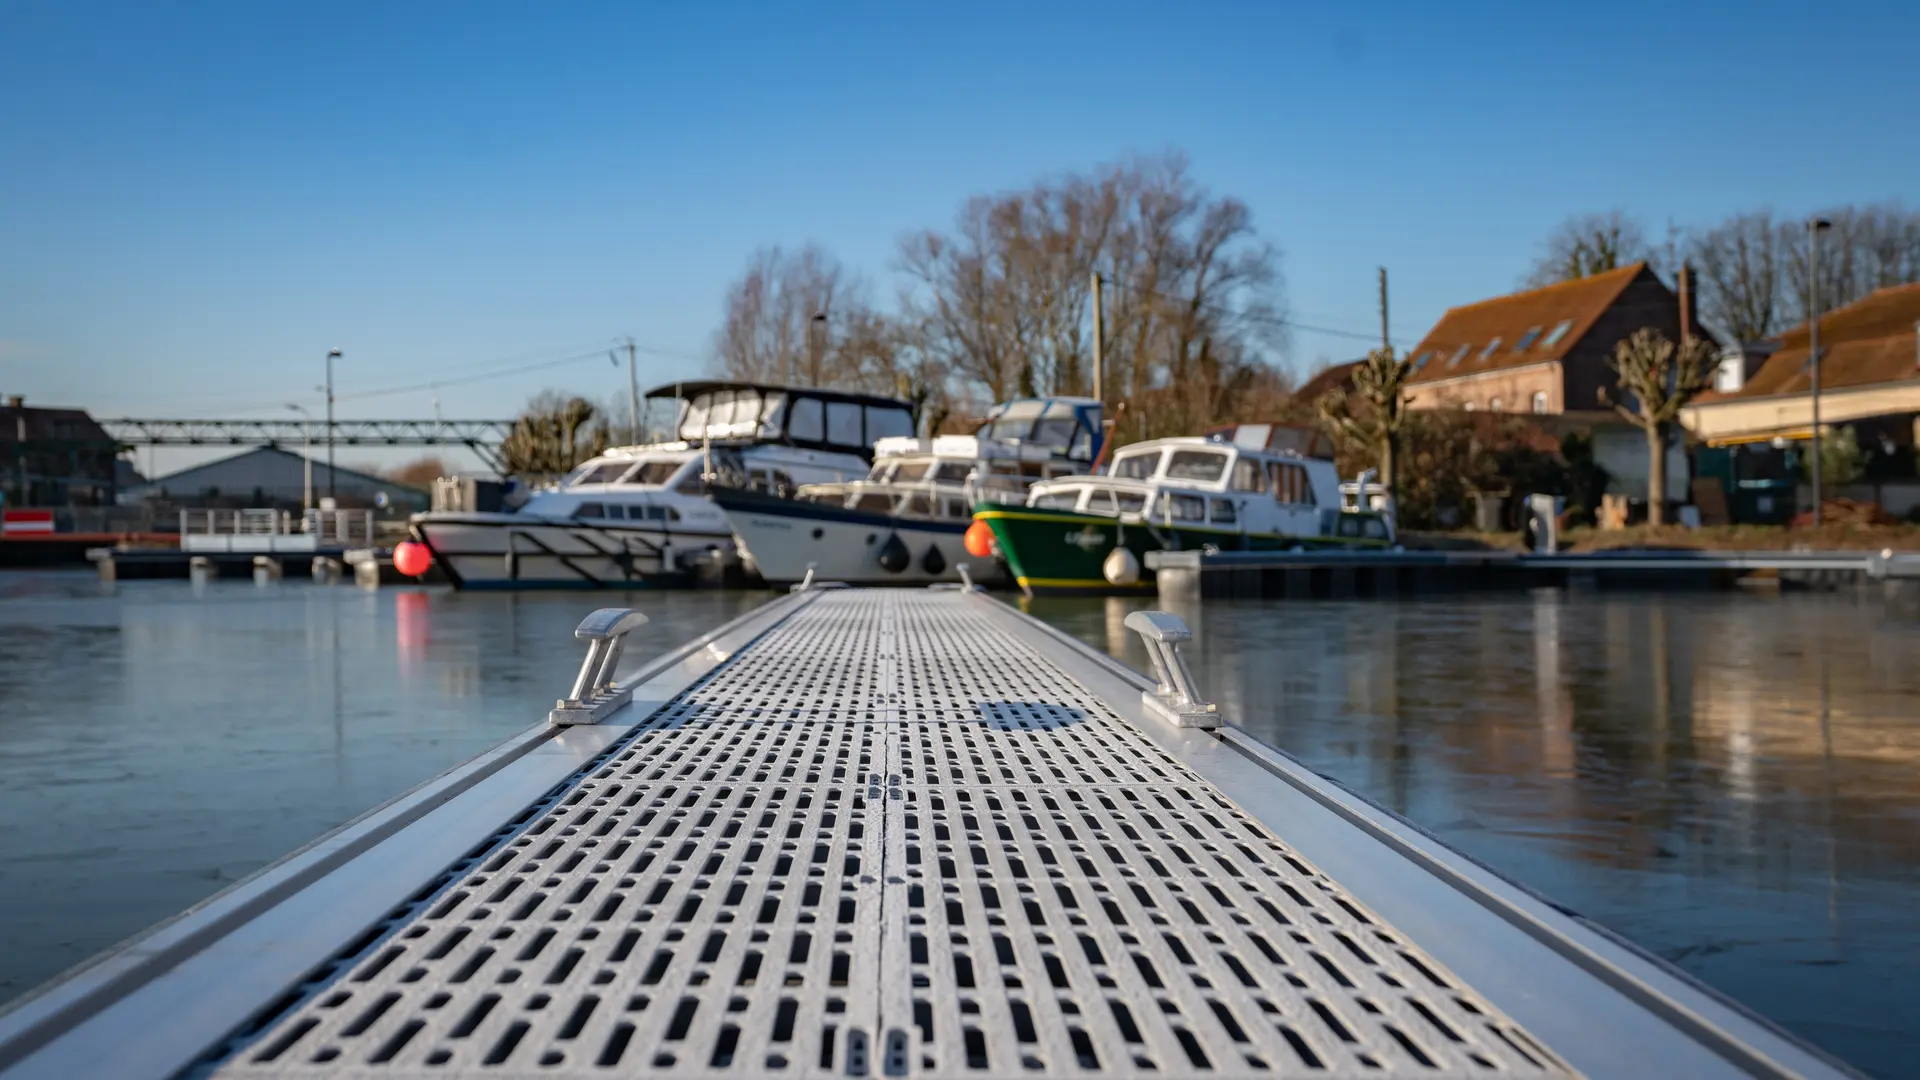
[569,461,634,486]
[1032,489,1083,510]
[934,461,974,482]
[1211,498,1238,525]
[901,494,935,517]
[630,460,682,486]
[866,406,913,442]
[827,401,863,445]
[891,460,931,482]
[1231,458,1267,492]
[1158,493,1207,521]
[573,502,606,519]
[1045,463,1077,479]
[1110,451,1161,480]
[853,492,893,513]
[1270,462,1315,505]
[1165,450,1228,483]
[748,468,795,496]
[788,398,825,441]
[1116,491,1148,514]
[944,497,969,518]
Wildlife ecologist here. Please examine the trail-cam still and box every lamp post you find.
[286,404,314,516]
[325,348,342,502]
[808,313,827,387]
[1807,219,1830,526]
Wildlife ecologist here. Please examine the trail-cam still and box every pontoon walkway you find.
[0,588,1862,1078]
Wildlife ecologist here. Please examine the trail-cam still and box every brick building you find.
[1400,262,1711,414]
[0,395,121,507]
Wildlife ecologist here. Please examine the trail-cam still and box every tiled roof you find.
[1731,283,1920,398]
[1293,359,1362,402]
[1403,263,1649,385]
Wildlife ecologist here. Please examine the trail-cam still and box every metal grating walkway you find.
[205,592,1569,1079]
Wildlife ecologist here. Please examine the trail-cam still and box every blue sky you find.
[2,1,1915,472]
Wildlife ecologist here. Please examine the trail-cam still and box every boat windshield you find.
[1032,488,1083,509]
[628,460,684,486]
[567,461,635,486]
[1164,449,1229,482]
[1110,451,1161,480]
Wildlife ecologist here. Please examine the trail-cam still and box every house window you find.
[1514,326,1542,351]
[1412,350,1434,370]
[1541,319,1575,348]
[1489,397,1503,412]
[1479,337,1503,361]
[1531,391,1549,414]
[1448,344,1471,367]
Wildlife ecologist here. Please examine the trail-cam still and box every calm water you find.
[1,576,1916,1077]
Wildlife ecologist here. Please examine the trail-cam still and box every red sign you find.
[2,510,55,534]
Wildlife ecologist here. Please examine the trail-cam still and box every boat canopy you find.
[976,397,1104,464]
[1204,421,1335,460]
[644,380,914,461]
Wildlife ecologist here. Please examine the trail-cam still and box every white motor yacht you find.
[713,397,1102,586]
[410,381,913,588]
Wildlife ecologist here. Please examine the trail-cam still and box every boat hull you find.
[975,505,1387,594]
[713,490,1005,587]
[411,513,740,590]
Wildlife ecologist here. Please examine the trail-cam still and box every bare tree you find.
[499,392,611,476]
[898,152,1285,431]
[1688,209,1782,341]
[713,244,855,386]
[1315,347,1414,506]
[1597,329,1717,525]
[1779,203,1920,323]
[1524,210,1659,287]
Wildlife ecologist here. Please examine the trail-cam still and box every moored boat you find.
[976,430,1393,594]
[716,397,1103,587]
[411,381,913,589]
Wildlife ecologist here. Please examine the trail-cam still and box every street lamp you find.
[808,313,827,387]
[286,403,314,516]
[325,348,342,502]
[1807,219,1831,526]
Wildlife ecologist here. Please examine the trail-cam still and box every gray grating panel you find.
[208,591,1573,1078]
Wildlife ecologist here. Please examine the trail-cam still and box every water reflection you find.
[0,576,763,1006]
[1023,589,1920,1079]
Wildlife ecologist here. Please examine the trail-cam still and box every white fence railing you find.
[177,508,375,552]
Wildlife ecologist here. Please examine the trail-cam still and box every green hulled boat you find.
[975,435,1392,594]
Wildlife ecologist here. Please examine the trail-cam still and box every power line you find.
[334,340,707,403]
[1098,277,1415,347]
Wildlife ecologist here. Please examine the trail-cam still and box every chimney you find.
[3,395,23,409]
[1677,263,1692,348]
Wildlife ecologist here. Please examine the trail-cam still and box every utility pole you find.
[626,337,641,446]
[325,348,341,501]
[1090,270,1104,403]
[1378,267,1390,352]
[1808,218,1831,526]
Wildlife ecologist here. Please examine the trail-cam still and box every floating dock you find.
[0,588,1862,1079]
[1148,547,1920,601]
